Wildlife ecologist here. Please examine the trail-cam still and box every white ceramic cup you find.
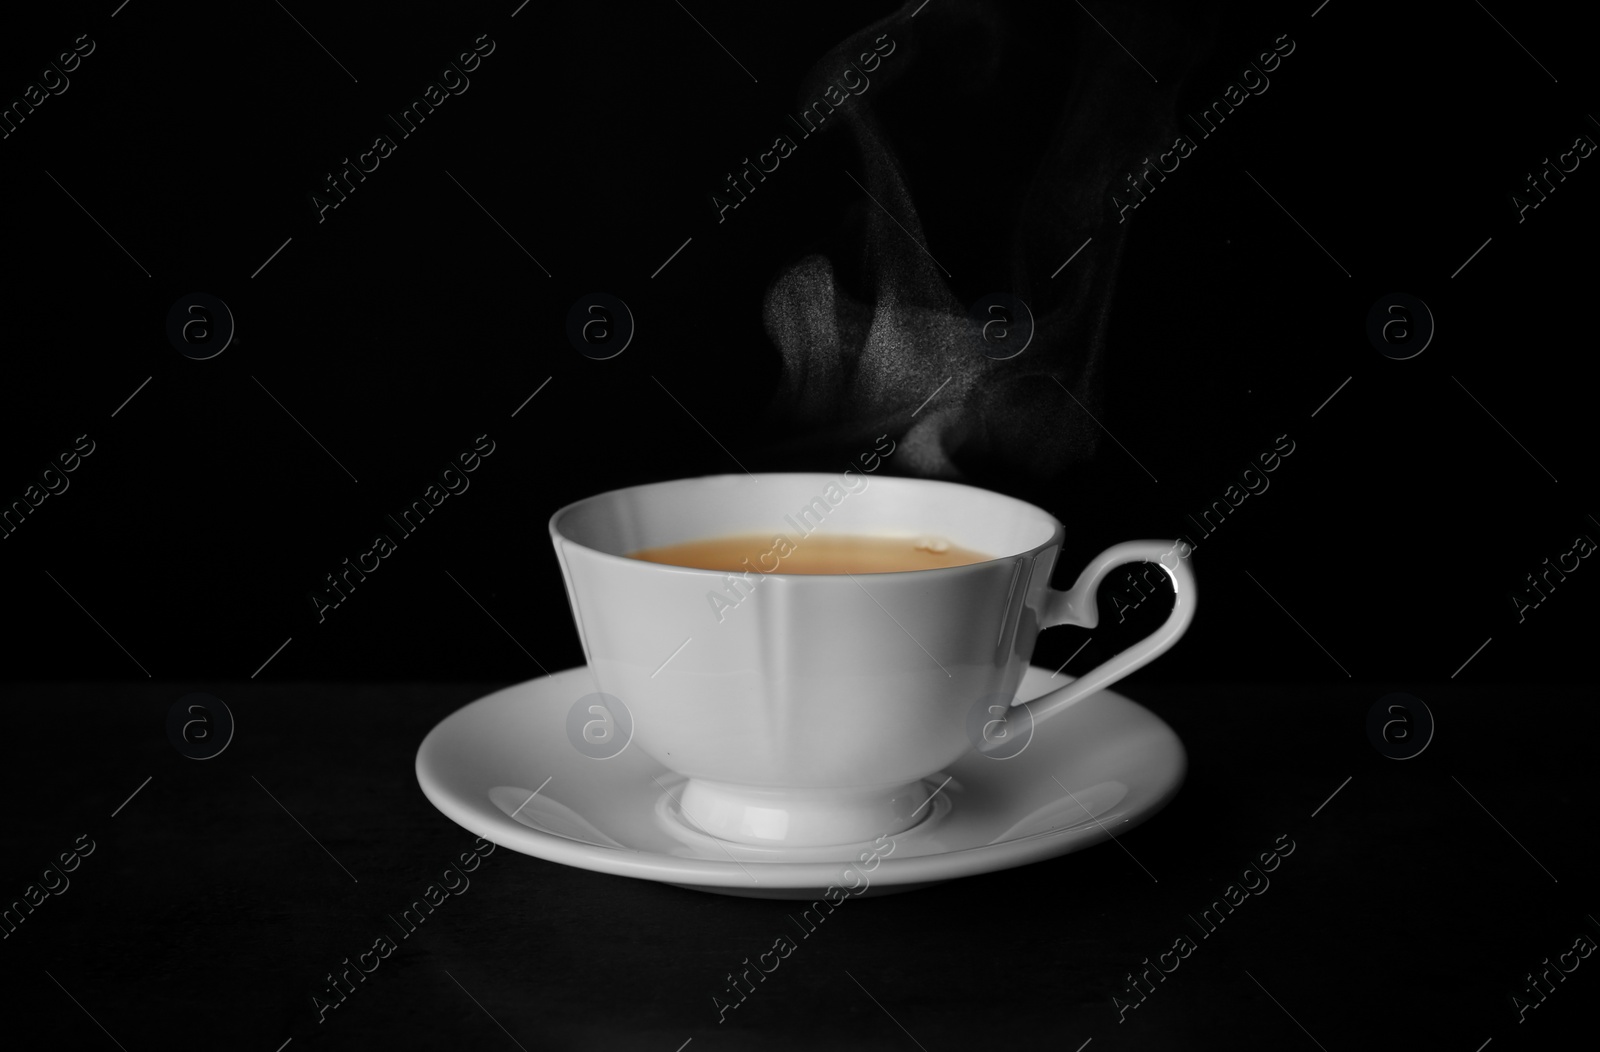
[549,472,1195,847]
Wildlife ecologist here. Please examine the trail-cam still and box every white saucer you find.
[415,665,1185,898]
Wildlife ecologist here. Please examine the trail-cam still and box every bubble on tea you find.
[913,536,951,554]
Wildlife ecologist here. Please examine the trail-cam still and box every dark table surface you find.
[2,679,1593,1051]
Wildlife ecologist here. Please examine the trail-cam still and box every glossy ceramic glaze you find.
[546,473,1196,847]
[415,665,1186,898]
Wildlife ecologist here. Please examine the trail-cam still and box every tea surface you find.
[627,533,991,574]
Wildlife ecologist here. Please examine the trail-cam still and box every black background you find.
[1,1,1595,1049]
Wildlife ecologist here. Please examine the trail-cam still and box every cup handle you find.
[1002,540,1196,735]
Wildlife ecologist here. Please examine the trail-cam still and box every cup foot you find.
[674,777,933,847]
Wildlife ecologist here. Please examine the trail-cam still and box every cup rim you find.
[547,472,1064,579]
